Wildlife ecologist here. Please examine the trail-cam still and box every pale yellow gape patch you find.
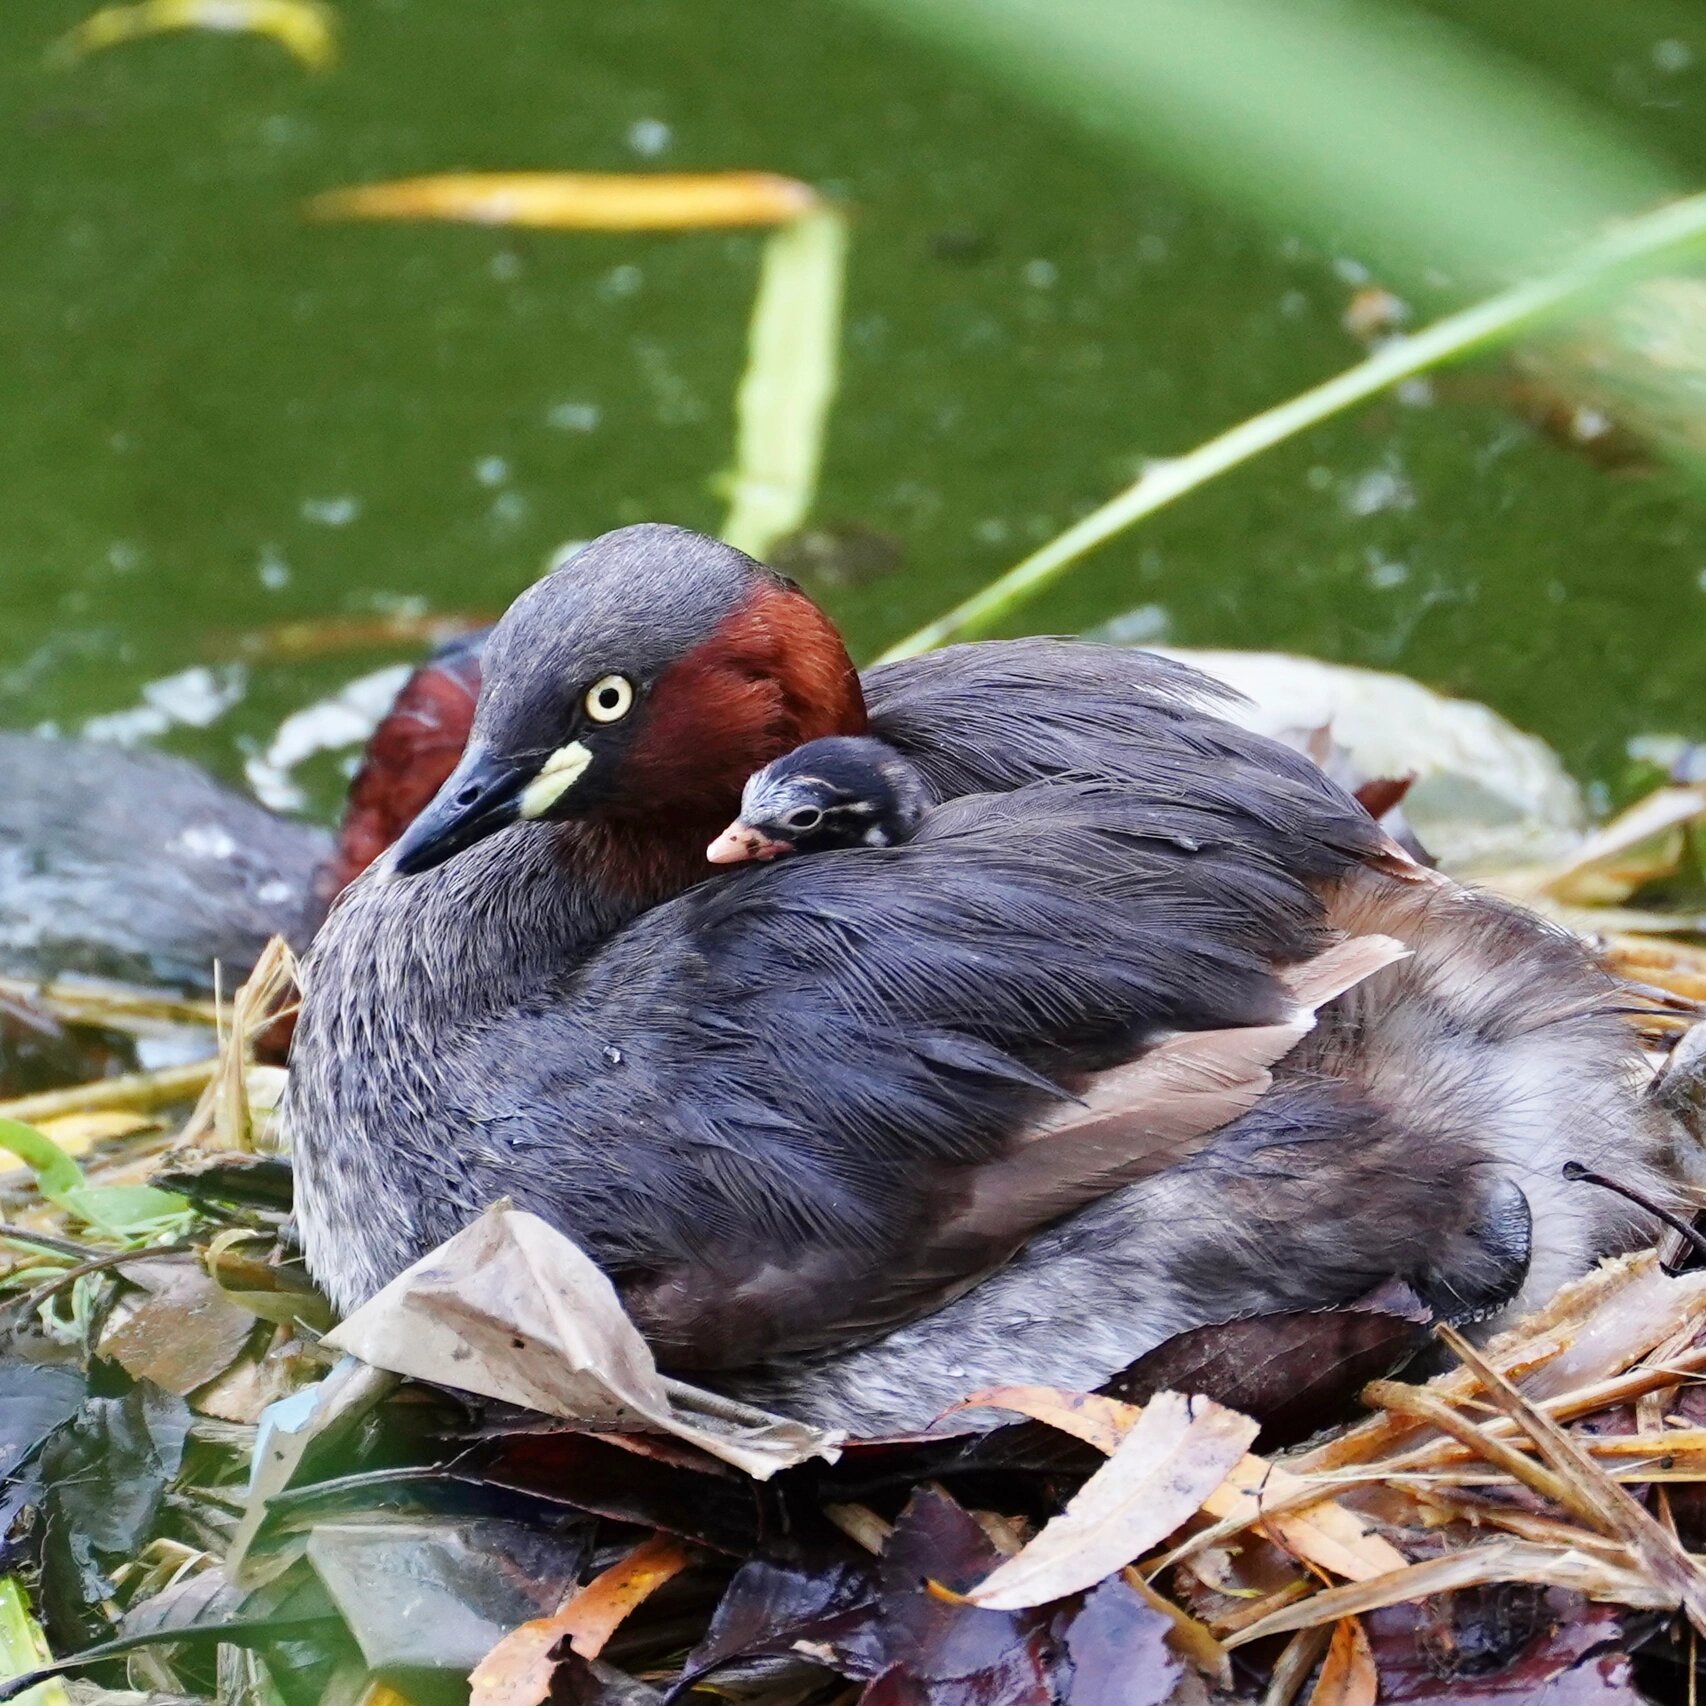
[519,740,593,819]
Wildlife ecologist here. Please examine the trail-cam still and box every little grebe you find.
[284,524,1693,1435]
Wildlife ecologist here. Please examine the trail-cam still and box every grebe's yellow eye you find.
[583,674,635,723]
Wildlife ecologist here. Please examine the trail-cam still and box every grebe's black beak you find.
[390,743,526,876]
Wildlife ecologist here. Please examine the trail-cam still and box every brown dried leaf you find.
[965,1392,1257,1610]
[959,1384,1404,1582]
[1224,1541,1672,1649]
[1307,1617,1377,1706]
[97,1256,256,1395]
[469,1534,693,1706]
[1199,1456,1408,1583]
[1438,1323,1706,1634]
[954,1385,1138,1453]
[324,1206,838,1478]
[189,1335,320,1425]
[1109,1285,1430,1444]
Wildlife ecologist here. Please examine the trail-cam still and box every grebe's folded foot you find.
[1409,1176,1533,1327]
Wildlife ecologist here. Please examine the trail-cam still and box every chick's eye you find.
[784,806,822,831]
[583,675,635,723]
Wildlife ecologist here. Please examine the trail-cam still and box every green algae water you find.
[6,0,1706,819]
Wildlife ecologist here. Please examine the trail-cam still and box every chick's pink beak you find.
[707,822,791,865]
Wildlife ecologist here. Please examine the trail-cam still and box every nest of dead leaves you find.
[10,786,1706,1706]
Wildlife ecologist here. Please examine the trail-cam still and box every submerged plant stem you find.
[876,189,1706,661]
[721,206,849,560]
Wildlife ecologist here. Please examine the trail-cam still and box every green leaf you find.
[0,1117,188,1234]
[0,1577,70,1706]
[57,1186,192,1237]
[0,1121,85,1201]
[845,0,1672,295]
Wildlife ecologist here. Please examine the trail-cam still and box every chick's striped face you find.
[735,771,889,854]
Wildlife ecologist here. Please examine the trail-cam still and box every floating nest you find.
[7,809,1706,1706]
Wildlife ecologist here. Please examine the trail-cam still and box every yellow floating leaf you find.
[1516,783,1706,906]
[305,171,819,232]
[1201,1455,1408,1584]
[55,0,336,72]
[32,1110,155,1153]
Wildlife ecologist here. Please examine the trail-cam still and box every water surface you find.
[5,0,1706,817]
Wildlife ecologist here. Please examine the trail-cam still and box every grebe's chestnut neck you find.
[388,524,866,897]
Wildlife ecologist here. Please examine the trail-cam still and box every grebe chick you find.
[708,736,932,864]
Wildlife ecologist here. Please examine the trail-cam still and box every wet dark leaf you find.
[1665,1480,1706,1550]
[231,1561,349,1706]
[0,1348,86,1479]
[1105,1283,1431,1446]
[807,1488,1067,1702]
[1365,1593,1643,1703]
[35,1380,189,1645]
[0,998,130,1099]
[304,1514,589,1673]
[681,1549,877,1686]
[840,1485,1030,1674]
[543,1650,664,1706]
[673,1487,1070,1703]
[39,1383,188,1557]
[153,1152,296,1212]
[121,1566,246,1639]
[1056,1578,1183,1706]
[266,1464,609,1537]
[0,1607,338,1704]
[858,1668,924,1705]
[471,1429,764,1554]
[684,1478,1226,1705]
